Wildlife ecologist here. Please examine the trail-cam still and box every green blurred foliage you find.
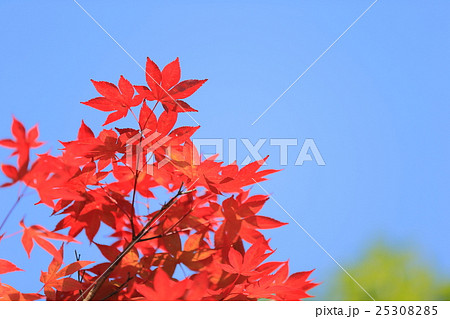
[325,241,450,301]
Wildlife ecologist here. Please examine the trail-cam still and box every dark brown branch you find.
[129,170,139,239]
[78,184,192,301]
[138,207,194,243]
[138,226,191,243]
[74,250,87,297]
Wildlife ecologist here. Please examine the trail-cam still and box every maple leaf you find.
[110,164,157,197]
[245,264,317,300]
[280,270,318,300]
[0,117,43,167]
[40,246,94,300]
[138,100,158,132]
[62,126,125,171]
[183,272,210,300]
[244,215,288,229]
[0,281,43,301]
[136,268,188,300]
[22,154,86,207]
[67,162,109,192]
[220,240,273,276]
[20,220,79,262]
[214,156,279,193]
[181,232,215,261]
[82,76,143,126]
[135,57,207,112]
[0,118,43,187]
[54,192,123,242]
[0,259,23,275]
[59,121,98,167]
[167,125,200,147]
[0,164,27,187]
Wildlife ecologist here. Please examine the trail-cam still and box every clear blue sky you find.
[0,0,449,299]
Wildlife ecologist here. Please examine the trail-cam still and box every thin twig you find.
[100,275,133,301]
[129,170,139,239]
[139,206,194,242]
[138,226,192,243]
[128,101,158,239]
[129,109,140,127]
[75,250,86,296]
[78,184,193,301]
[0,187,27,233]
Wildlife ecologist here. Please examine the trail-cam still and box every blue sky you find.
[0,0,449,299]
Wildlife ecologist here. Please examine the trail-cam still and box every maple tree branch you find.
[140,100,159,131]
[129,170,139,239]
[128,100,160,239]
[112,100,160,239]
[128,101,171,235]
[0,187,27,233]
[100,275,133,301]
[138,226,192,243]
[139,198,194,240]
[79,184,193,301]
[141,207,194,241]
[74,250,87,296]
[138,192,212,242]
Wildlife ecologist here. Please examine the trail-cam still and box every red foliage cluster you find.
[0,57,317,301]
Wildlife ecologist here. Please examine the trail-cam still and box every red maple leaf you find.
[0,282,42,301]
[40,246,94,300]
[136,268,188,300]
[135,57,207,112]
[0,164,26,187]
[82,76,143,125]
[244,264,317,300]
[0,117,43,167]
[20,220,79,262]
[0,259,23,275]
[0,118,43,187]
[220,239,273,276]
